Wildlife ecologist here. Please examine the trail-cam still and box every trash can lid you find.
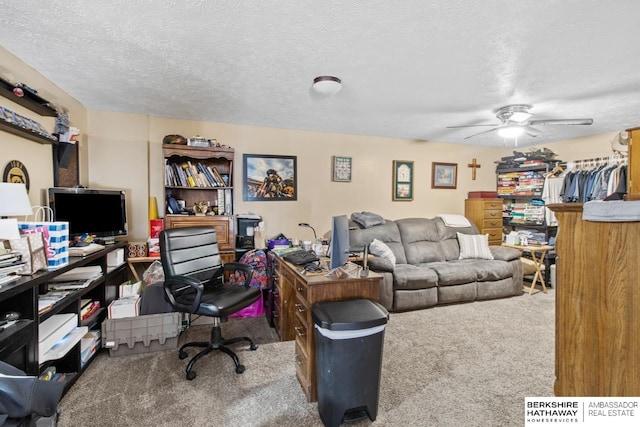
[312,299,389,331]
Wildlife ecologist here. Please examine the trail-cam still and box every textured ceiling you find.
[1,0,639,147]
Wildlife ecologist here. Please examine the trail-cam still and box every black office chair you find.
[159,226,261,380]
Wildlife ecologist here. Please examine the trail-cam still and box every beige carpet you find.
[58,290,555,426]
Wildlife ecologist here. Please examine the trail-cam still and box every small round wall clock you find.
[3,160,30,191]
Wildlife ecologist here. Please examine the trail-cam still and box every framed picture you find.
[332,156,352,182]
[243,154,297,201]
[392,160,413,201]
[431,162,458,189]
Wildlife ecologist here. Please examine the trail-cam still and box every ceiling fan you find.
[447,104,594,140]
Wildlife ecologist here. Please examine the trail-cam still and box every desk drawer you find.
[294,280,308,302]
[294,340,311,397]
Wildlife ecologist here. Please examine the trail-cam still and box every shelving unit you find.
[0,243,128,393]
[0,77,58,145]
[162,144,236,263]
[496,163,557,285]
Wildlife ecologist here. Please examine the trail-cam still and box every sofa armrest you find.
[490,245,521,262]
[368,256,395,272]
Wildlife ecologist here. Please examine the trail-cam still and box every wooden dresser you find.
[464,198,503,245]
[273,257,381,402]
[548,203,640,396]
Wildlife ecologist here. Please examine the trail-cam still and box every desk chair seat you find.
[160,226,261,380]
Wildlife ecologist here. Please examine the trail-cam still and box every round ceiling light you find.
[498,125,524,138]
[312,76,342,95]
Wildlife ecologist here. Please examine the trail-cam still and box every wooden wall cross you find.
[468,158,481,180]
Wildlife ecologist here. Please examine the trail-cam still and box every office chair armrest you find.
[223,262,255,288]
[163,275,204,313]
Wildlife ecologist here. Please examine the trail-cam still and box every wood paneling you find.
[549,203,640,396]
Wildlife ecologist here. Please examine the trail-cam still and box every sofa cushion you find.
[457,232,494,260]
[392,264,438,290]
[396,218,446,264]
[471,259,514,281]
[426,260,478,286]
[370,238,396,265]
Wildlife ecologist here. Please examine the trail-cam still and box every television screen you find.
[328,214,349,270]
[47,187,128,242]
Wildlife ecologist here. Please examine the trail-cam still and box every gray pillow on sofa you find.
[351,211,385,228]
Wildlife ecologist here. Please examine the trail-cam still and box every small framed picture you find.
[332,156,352,182]
[392,160,413,201]
[431,162,458,189]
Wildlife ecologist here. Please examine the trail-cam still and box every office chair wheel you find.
[235,364,245,374]
[250,343,258,351]
[179,350,188,360]
[186,371,197,380]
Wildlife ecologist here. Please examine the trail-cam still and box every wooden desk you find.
[127,256,160,282]
[273,257,381,402]
[502,243,553,295]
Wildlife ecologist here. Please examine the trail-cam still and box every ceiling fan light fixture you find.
[498,125,524,138]
[312,76,342,95]
[509,111,533,123]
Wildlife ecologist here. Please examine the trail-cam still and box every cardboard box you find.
[147,238,160,257]
[107,247,124,267]
[101,312,181,357]
[107,297,140,319]
[149,219,164,239]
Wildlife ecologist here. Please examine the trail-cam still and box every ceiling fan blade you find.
[523,126,540,137]
[446,124,498,129]
[528,118,594,126]
[463,127,499,140]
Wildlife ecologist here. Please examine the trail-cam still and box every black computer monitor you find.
[328,215,349,270]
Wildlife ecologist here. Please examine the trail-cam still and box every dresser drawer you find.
[485,229,503,242]
[482,200,502,210]
[482,209,502,220]
[482,218,502,229]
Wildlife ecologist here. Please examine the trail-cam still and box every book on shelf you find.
[81,301,101,320]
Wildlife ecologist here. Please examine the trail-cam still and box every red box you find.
[467,191,498,199]
[149,219,164,239]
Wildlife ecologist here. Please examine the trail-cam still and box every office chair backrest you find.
[159,226,223,284]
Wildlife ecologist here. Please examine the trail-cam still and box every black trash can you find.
[312,298,389,427]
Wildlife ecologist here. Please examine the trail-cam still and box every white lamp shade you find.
[0,183,32,217]
[498,126,525,138]
[312,76,342,95]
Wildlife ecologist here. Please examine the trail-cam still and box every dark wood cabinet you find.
[162,144,236,263]
[273,256,381,402]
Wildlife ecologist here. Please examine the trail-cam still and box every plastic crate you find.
[101,312,180,357]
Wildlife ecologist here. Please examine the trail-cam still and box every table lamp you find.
[298,222,317,242]
[0,183,32,218]
[0,183,32,240]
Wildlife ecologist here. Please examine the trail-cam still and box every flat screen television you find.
[328,214,349,270]
[47,187,128,243]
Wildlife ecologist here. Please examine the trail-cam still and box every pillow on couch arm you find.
[457,232,494,260]
[369,238,396,266]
